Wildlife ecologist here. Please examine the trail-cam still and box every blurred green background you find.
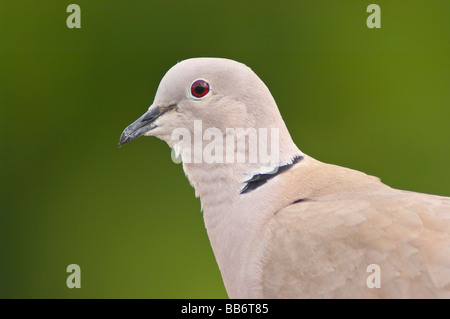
[1,0,449,298]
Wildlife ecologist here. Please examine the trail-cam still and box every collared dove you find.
[119,57,450,298]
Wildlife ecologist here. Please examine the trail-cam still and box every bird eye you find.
[190,79,210,99]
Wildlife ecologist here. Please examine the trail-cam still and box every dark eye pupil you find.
[191,80,209,98]
[195,84,206,95]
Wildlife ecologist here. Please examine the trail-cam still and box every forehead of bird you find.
[153,57,261,105]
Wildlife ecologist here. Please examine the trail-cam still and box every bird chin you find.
[143,129,156,137]
[144,127,172,144]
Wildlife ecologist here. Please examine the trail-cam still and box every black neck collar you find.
[240,155,303,194]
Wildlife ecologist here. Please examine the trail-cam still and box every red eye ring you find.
[190,79,210,98]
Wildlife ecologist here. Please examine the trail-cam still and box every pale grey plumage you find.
[119,57,450,298]
[262,157,450,298]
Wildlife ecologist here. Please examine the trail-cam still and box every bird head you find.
[119,57,300,171]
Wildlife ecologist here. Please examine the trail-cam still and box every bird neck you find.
[181,144,303,213]
[240,155,304,194]
[180,138,303,297]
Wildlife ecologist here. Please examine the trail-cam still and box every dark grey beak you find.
[118,105,174,147]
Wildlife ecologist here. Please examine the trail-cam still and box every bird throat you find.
[240,155,304,194]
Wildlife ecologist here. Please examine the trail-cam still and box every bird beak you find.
[118,104,174,147]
